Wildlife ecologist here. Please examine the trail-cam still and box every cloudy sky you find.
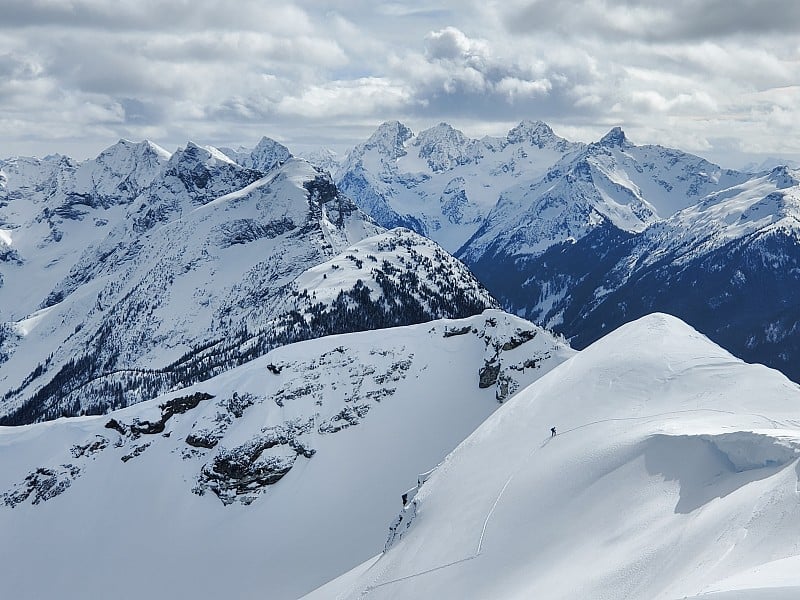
[2,0,799,167]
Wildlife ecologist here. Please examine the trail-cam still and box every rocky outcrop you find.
[105,392,214,439]
[195,422,315,505]
[3,464,82,508]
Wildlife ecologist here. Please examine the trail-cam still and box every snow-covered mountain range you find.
[306,313,800,600]
[458,126,749,265]
[0,310,573,600]
[468,160,800,381]
[335,120,799,383]
[1,140,495,424]
[335,120,583,252]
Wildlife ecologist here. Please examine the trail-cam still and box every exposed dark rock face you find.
[195,422,316,505]
[3,464,82,508]
[479,361,501,388]
[185,432,220,449]
[501,330,537,351]
[443,325,473,337]
[70,436,109,459]
[215,218,296,247]
[105,392,214,439]
[318,404,372,434]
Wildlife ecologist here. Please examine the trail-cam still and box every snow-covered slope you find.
[508,165,800,382]
[459,127,748,266]
[0,310,574,600]
[0,153,390,422]
[308,313,800,600]
[641,164,800,264]
[336,120,583,252]
[0,140,172,319]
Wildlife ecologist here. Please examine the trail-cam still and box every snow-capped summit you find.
[1,155,393,423]
[506,119,562,148]
[73,138,170,205]
[336,120,583,252]
[767,164,800,190]
[308,313,800,600]
[458,128,751,302]
[362,120,413,160]
[598,125,630,148]
[413,122,478,173]
[220,136,292,173]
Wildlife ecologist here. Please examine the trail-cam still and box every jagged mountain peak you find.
[242,136,292,172]
[363,120,414,159]
[767,164,800,189]
[252,136,289,155]
[598,126,630,148]
[337,121,586,253]
[92,138,171,175]
[98,138,171,161]
[217,136,291,173]
[175,141,238,167]
[413,122,476,173]
[506,119,556,146]
[415,121,465,140]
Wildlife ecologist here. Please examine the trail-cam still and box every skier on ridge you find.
[550,426,557,437]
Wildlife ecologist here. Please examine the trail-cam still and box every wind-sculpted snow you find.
[308,313,800,600]
[0,310,572,600]
[699,431,800,471]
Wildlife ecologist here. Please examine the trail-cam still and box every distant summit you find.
[598,126,630,147]
[336,119,583,252]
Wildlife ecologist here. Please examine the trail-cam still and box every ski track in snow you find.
[361,407,788,594]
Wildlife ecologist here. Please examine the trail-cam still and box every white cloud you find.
[275,78,411,119]
[0,0,799,166]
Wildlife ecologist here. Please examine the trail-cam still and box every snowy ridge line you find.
[360,407,787,594]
